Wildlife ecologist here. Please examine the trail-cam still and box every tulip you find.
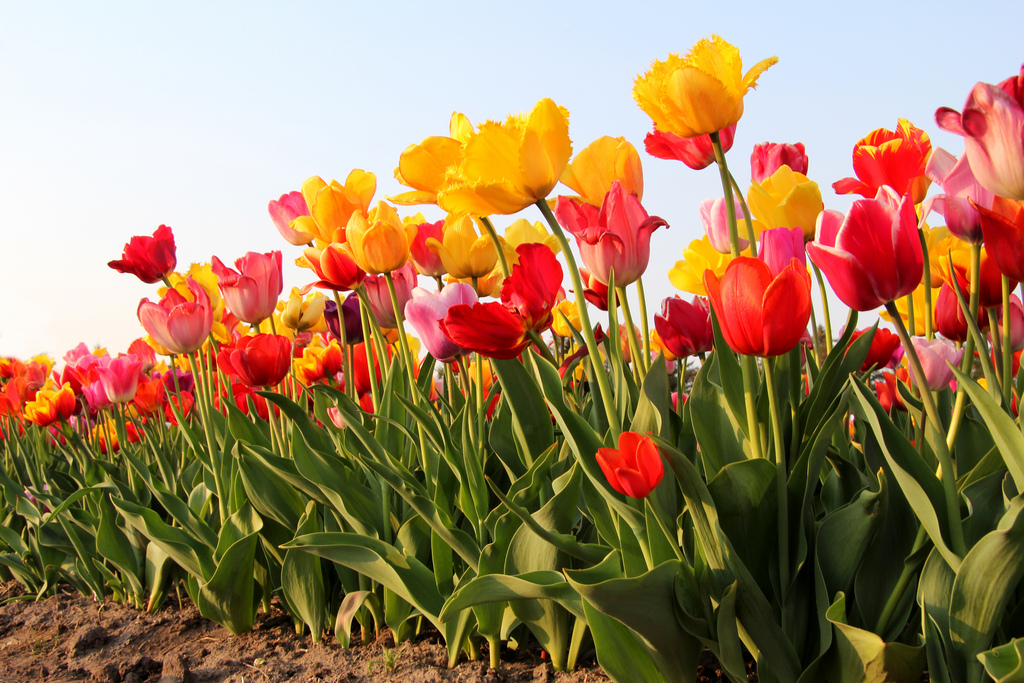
[108,225,177,284]
[268,191,313,246]
[596,431,664,499]
[279,288,327,334]
[291,171,377,244]
[806,190,923,311]
[922,148,993,244]
[390,113,473,206]
[875,370,907,413]
[498,243,563,332]
[633,36,777,138]
[132,376,165,417]
[344,202,413,275]
[438,98,572,216]
[408,220,447,277]
[880,283,939,337]
[427,214,499,280]
[577,267,614,310]
[501,219,560,265]
[993,294,1024,352]
[137,277,213,355]
[747,165,823,240]
[832,119,933,203]
[404,283,478,363]
[751,142,809,185]
[560,136,643,205]
[704,257,812,358]
[211,251,284,326]
[95,355,143,404]
[302,243,367,292]
[936,66,1024,201]
[351,341,388,396]
[759,226,806,277]
[554,181,667,287]
[848,327,901,372]
[643,125,736,170]
[324,295,364,345]
[217,334,293,388]
[937,241,1013,309]
[934,283,988,342]
[363,263,417,329]
[668,236,738,297]
[162,263,236,344]
[908,337,962,392]
[977,196,1024,282]
[551,299,582,338]
[23,383,76,427]
[700,196,750,254]
[654,296,714,358]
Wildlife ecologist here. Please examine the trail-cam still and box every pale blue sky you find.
[2,1,1022,359]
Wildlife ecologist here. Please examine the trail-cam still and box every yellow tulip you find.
[650,329,679,362]
[880,283,938,336]
[427,214,499,279]
[500,218,559,265]
[747,165,823,239]
[391,113,473,206]
[552,299,582,337]
[438,99,572,216]
[344,201,414,275]
[668,236,740,296]
[292,171,377,244]
[448,266,505,298]
[278,288,328,334]
[560,136,643,206]
[923,224,953,287]
[634,35,777,138]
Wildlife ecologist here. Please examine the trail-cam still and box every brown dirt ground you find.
[0,582,739,682]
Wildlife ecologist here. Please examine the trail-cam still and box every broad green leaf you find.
[687,354,747,476]
[952,367,1024,493]
[823,592,926,683]
[237,443,306,529]
[708,459,777,598]
[979,637,1024,682]
[281,501,326,642]
[816,481,885,601]
[113,497,214,580]
[491,357,555,464]
[440,571,586,622]
[197,531,260,635]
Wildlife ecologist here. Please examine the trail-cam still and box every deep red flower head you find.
[108,225,177,284]
[578,268,614,310]
[351,341,388,396]
[654,295,714,358]
[217,334,292,388]
[832,120,932,203]
[596,431,664,498]
[304,244,367,292]
[977,196,1024,283]
[703,257,812,358]
[644,124,736,170]
[500,243,563,332]
[848,327,901,371]
[440,302,532,360]
[934,283,989,342]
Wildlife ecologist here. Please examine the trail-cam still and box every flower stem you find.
[742,355,764,460]
[711,133,741,259]
[636,277,652,370]
[919,230,934,340]
[333,291,356,403]
[478,216,510,278]
[616,286,647,379]
[812,263,833,355]
[728,170,758,258]
[945,244,983,451]
[763,358,789,595]
[1003,275,1013,408]
[536,198,621,439]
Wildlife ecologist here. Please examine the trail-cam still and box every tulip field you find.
[6,35,1024,682]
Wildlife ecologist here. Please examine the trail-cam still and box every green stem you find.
[728,170,758,257]
[884,301,965,558]
[636,277,652,369]
[711,133,741,259]
[763,358,790,594]
[616,286,646,380]
[946,244,983,451]
[812,263,834,355]
[1002,276,1013,409]
[919,230,934,340]
[333,291,356,403]
[874,525,928,636]
[478,216,510,278]
[536,198,620,439]
[356,293,381,412]
[742,355,764,460]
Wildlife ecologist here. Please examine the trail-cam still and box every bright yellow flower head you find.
[279,288,328,334]
[923,223,952,288]
[500,218,560,265]
[747,165,823,239]
[552,299,582,337]
[427,214,499,280]
[634,35,777,138]
[292,171,377,244]
[879,282,937,336]
[448,265,505,298]
[560,136,643,206]
[438,99,572,216]
[390,113,473,206]
[668,236,741,296]
[344,201,414,275]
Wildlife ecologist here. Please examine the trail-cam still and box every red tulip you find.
[108,225,177,284]
[848,327,901,371]
[653,296,714,358]
[578,268,614,311]
[703,257,812,358]
[408,220,446,278]
[806,190,922,311]
[304,243,367,292]
[499,243,563,331]
[832,119,932,203]
[934,283,989,342]
[217,334,292,388]
[212,251,284,325]
[596,431,664,499]
[751,142,808,185]
[643,124,736,170]
[977,196,1024,282]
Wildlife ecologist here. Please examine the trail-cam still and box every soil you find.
[0,582,738,682]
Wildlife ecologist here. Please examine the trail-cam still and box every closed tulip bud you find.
[596,431,665,498]
[751,142,808,185]
[644,125,736,170]
[908,338,962,392]
[268,191,313,246]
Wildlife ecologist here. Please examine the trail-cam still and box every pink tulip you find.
[936,66,1024,201]
[363,263,418,329]
[908,338,962,392]
[95,355,143,404]
[404,283,478,363]
[408,220,446,278]
[806,189,923,311]
[644,124,736,170]
[922,148,994,244]
[992,294,1024,352]
[699,196,749,254]
[137,277,213,355]
[653,296,714,358]
[751,142,808,185]
[759,226,805,277]
[554,181,667,287]
[268,191,313,246]
[211,251,284,325]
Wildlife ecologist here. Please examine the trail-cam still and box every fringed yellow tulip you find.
[747,165,823,239]
[344,201,413,275]
[292,171,377,244]
[391,113,473,206]
[438,99,572,216]
[427,214,499,279]
[634,35,777,138]
[560,136,643,206]
[668,236,743,296]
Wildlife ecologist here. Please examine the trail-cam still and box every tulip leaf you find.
[816,480,885,602]
[491,357,555,465]
[334,590,382,649]
[258,391,334,455]
[236,443,306,530]
[225,400,270,448]
[440,571,585,622]
[630,352,674,440]
[96,495,143,601]
[197,530,260,636]
[112,496,215,581]
[822,592,926,683]
[979,637,1024,682]
[281,501,326,642]
[800,312,862,436]
[687,354,747,477]
[950,366,1024,493]
[708,459,777,597]
[709,310,747,431]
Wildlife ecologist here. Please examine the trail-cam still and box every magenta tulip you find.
[268,191,313,246]
[750,142,808,184]
[211,251,284,325]
[923,148,994,244]
[759,226,805,277]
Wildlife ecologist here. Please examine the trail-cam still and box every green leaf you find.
[281,501,326,642]
[112,497,214,581]
[491,357,555,465]
[687,354,747,477]
[440,571,585,622]
[197,531,260,635]
[979,637,1024,682]
[951,367,1024,493]
[823,592,926,683]
[629,353,674,440]
[816,481,885,601]
[708,459,777,598]
[237,442,306,529]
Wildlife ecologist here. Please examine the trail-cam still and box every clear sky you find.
[2,1,1022,361]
